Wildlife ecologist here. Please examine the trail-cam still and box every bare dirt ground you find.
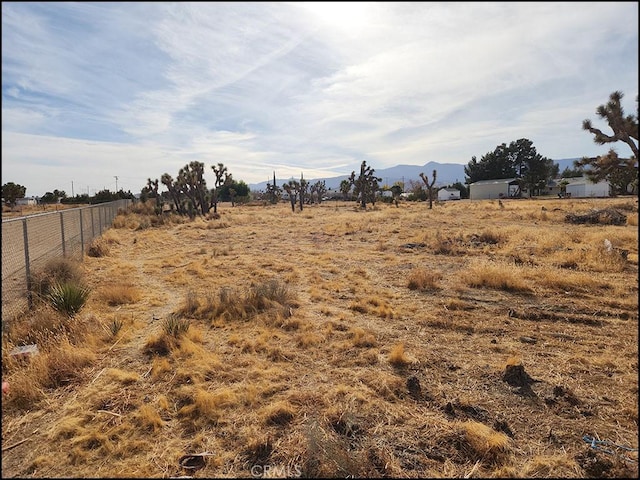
[2,197,638,478]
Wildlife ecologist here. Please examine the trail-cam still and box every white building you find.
[469,178,520,200]
[564,176,610,198]
[437,188,461,201]
[15,197,37,206]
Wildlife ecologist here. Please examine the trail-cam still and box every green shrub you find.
[47,282,91,317]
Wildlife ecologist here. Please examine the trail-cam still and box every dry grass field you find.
[2,203,85,220]
[2,196,638,478]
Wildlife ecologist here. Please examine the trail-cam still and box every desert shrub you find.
[47,282,91,317]
[29,257,84,299]
[162,313,190,338]
[104,317,124,337]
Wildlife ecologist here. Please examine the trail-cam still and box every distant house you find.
[469,178,520,200]
[563,176,610,198]
[437,188,461,201]
[15,197,37,206]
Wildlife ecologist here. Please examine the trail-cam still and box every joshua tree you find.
[390,184,402,207]
[211,162,231,213]
[146,178,161,209]
[177,161,209,215]
[309,180,327,204]
[349,161,381,209]
[282,180,299,212]
[419,170,438,209]
[582,90,638,160]
[299,173,308,211]
[265,171,281,204]
[160,173,185,215]
[340,179,352,201]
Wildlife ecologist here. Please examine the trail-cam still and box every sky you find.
[2,2,638,197]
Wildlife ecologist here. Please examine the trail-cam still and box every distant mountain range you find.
[248,158,581,191]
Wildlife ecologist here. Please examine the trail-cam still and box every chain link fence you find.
[2,199,132,323]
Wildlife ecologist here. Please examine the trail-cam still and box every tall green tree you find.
[465,139,555,197]
[509,138,557,197]
[219,179,249,201]
[464,144,517,184]
[2,182,26,207]
[41,189,67,204]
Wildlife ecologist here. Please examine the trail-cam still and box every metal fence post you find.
[60,211,66,257]
[79,209,84,260]
[91,207,95,239]
[22,218,33,310]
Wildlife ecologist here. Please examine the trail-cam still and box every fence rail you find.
[2,199,132,322]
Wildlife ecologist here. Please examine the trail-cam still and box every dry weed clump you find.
[461,258,533,293]
[349,327,377,348]
[455,420,512,464]
[407,267,441,291]
[179,279,297,323]
[29,257,85,299]
[96,283,141,305]
[388,342,410,367]
[3,336,96,411]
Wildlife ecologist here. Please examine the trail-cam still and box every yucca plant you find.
[104,317,124,337]
[162,313,190,338]
[47,282,91,317]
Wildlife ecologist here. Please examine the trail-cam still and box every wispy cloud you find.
[2,2,637,196]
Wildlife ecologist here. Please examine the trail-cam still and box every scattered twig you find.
[464,460,481,478]
[91,368,106,384]
[108,333,126,351]
[2,438,31,452]
[97,410,122,417]
[2,429,38,452]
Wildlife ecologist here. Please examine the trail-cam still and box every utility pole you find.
[114,176,118,192]
[71,181,74,197]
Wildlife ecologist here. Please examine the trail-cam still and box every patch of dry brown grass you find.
[2,197,637,479]
[461,258,533,293]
